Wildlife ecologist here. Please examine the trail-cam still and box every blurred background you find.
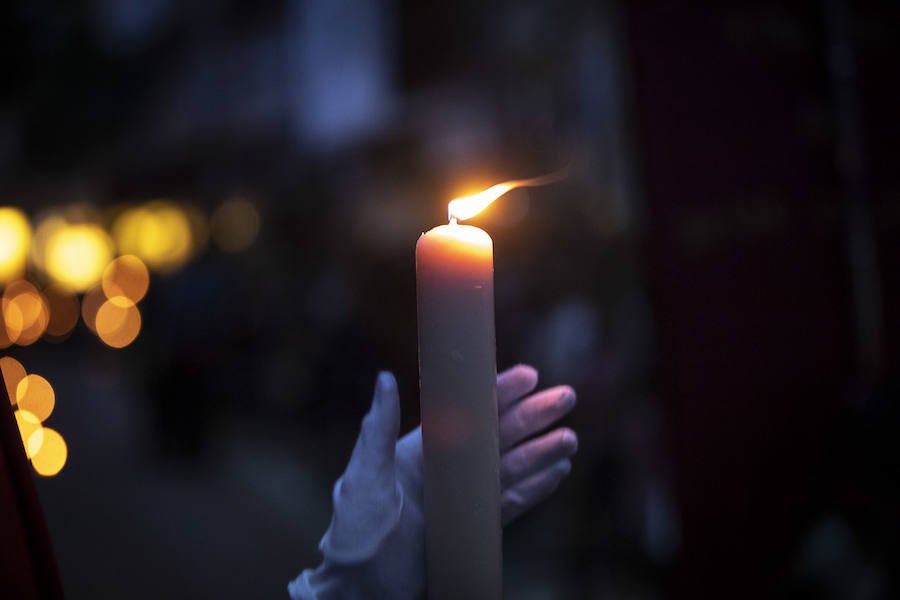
[0,0,898,598]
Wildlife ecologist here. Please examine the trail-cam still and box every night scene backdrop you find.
[0,0,898,598]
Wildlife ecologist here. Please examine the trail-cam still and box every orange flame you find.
[447,168,569,223]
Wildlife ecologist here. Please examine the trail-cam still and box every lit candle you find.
[417,173,566,599]
[416,219,501,600]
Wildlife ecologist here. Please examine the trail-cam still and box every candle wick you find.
[449,216,458,226]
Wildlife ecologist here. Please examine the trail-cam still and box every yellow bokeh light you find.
[14,409,44,458]
[44,224,114,292]
[43,285,80,340]
[16,373,55,422]
[26,429,45,459]
[102,254,149,303]
[30,215,66,274]
[0,355,26,405]
[211,198,261,253]
[95,296,141,348]
[30,426,67,477]
[3,280,49,346]
[0,207,31,284]
[112,201,194,273]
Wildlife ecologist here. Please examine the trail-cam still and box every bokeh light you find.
[0,356,26,404]
[187,205,210,256]
[81,285,107,333]
[0,296,24,348]
[26,428,45,459]
[95,296,142,348]
[5,361,66,475]
[0,207,31,284]
[112,201,195,273]
[14,409,44,458]
[43,285,81,340]
[30,427,67,477]
[16,373,55,422]
[44,224,115,292]
[102,254,149,303]
[211,198,261,253]
[30,215,66,275]
[3,280,49,346]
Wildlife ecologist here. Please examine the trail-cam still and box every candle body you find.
[416,224,501,600]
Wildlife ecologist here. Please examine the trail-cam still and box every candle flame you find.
[447,167,569,223]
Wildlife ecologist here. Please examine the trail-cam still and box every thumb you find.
[344,371,401,487]
[319,371,404,563]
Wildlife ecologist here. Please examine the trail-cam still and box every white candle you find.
[416,173,564,598]
[416,220,501,600]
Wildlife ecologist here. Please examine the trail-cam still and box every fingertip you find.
[346,371,401,478]
[555,386,576,412]
[369,370,400,435]
[500,456,573,525]
[513,363,538,379]
[504,363,538,382]
[560,428,579,454]
[497,364,540,412]
[377,370,397,394]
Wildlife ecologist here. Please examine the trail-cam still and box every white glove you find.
[288,365,578,599]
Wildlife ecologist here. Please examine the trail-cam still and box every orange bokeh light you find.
[30,427,67,477]
[3,280,49,346]
[14,409,44,458]
[81,285,107,333]
[0,294,24,348]
[16,373,55,422]
[95,296,142,348]
[43,285,80,340]
[102,254,150,303]
[0,356,26,405]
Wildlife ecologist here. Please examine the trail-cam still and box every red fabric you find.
[0,370,64,599]
[624,2,855,596]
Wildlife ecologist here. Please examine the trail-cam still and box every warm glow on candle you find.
[447,168,569,222]
[426,222,492,253]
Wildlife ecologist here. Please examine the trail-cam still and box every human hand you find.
[288,365,578,599]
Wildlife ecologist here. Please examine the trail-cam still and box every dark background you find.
[1,0,898,598]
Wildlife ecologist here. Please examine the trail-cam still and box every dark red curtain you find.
[625,1,899,597]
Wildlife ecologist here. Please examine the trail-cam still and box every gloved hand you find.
[288,365,578,599]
